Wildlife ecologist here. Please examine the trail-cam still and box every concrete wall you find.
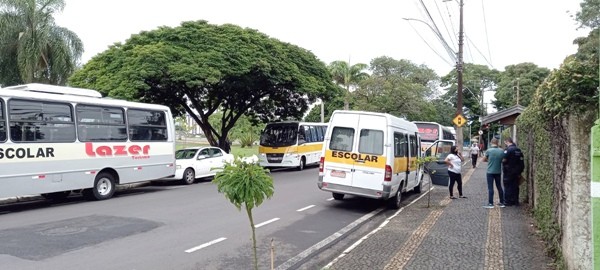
[562,113,593,270]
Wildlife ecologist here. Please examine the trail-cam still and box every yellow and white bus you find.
[0,84,176,201]
[258,121,328,170]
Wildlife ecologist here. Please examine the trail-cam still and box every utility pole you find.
[455,0,465,152]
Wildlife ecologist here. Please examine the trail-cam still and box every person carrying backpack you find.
[502,137,525,206]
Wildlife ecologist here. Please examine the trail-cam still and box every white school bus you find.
[258,121,328,170]
[317,110,423,209]
[0,84,175,201]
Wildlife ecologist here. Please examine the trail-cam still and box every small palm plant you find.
[212,157,274,270]
[415,156,439,207]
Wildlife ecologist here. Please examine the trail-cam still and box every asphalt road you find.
[0,165,418,270]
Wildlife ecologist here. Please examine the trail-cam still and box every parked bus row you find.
[0,84,176,201]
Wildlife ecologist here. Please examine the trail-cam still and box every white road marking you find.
[254,218,280,228]
[296,205,316,212]
[592,182,600,198]
[323,186,434,269]
[185,237,227,253]
[276,202,394,270]
[326,198,334,201]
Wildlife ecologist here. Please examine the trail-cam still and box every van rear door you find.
[351,114,387,192]
[322,114,359,187]
[423,140,455,186]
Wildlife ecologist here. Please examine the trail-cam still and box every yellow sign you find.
[452,114,467,127]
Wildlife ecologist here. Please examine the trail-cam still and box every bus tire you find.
[181,168,196,185]
[388,189,402,209]
[297,157,306,171]
[332,192,344,200]
[84,172,116,201]
[41,191,71,201]
[414,176,423,193]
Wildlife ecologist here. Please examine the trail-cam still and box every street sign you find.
[452,114,466,127]
[478,130,483,135]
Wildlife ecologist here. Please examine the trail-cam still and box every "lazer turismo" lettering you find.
[0,147,55,159]
[331,151,379,162]
[85,142,150,157]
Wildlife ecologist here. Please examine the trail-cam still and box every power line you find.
[466,35,495,68]
[443,1,459,49]
[433,0,457,50]
[480,0,493,67]
[418,0,457,62]
[406,21,455,67]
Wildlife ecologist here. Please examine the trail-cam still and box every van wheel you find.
[83,172,116,201]
[388,189,402,209]
[297,157,306,171]
[414,176,423,193]
[181,168,196,185]
[332,192,344,200]
[41,191,71,201]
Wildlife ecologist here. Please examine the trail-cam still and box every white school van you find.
[317,110,423,209]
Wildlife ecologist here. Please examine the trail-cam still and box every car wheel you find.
[297,157,306,171]
[181,168,195,185]
[332,192,344,200]
[388,189,402,209]
[414,176,423,193]
[83,172,116,201]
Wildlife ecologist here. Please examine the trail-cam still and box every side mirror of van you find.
[298,139,306,145]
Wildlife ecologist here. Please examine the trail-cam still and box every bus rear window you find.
[359,129,383,155]
[329,127,354,152]
[416,123,439,142]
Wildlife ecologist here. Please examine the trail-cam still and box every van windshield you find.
[260,123,298,147]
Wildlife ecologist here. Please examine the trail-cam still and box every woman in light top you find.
[445,146,466,199]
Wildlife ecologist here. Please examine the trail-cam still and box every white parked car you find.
[165,147,234,185]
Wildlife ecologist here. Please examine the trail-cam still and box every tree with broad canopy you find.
[69,20,337,152]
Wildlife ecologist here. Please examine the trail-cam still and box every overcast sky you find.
[54,0,589,108]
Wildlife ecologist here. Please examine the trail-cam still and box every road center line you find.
[254,218,280,228]
[296,205,315,212]
[185,237,227,253]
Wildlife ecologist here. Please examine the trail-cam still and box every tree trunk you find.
[218,137,232,153]
[246,205,258,270]
[344,85,350,110]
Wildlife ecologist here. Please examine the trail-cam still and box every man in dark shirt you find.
[502,137,524,206]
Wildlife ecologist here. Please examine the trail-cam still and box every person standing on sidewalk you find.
[502,137,525,206]
[445,146,466,199]
[482,138,505,208]
[470,143,480,168]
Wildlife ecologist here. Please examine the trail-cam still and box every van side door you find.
[407,133,420,189]
[423,140,455,186]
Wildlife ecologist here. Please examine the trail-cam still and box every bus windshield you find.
[416,123,440,142]
[260,123,298,147]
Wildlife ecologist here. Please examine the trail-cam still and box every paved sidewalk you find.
[324,160,554,270]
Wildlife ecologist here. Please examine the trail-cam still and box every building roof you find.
[481,105,526,125]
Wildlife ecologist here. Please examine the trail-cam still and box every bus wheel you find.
[414,176,423,193]
[181,168,195,185]
[388,189,402,209]
[332,192,344,200]
[84,172,116,201]
[297,157,306,171]
[41,191,71,201]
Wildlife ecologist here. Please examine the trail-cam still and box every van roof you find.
[330,110,418,133]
